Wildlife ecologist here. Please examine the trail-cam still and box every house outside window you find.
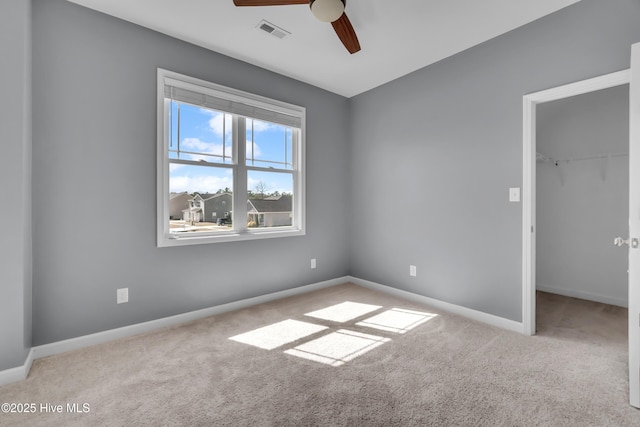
[157,69,305,246]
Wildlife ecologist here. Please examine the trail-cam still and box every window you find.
[157,69,305,246]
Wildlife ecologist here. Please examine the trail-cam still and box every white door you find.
[629,42,640,408]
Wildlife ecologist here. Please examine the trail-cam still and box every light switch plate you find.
[509,187,521,202]
[117,288,129,304]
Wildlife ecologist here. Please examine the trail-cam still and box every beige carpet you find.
[0,283,638,426]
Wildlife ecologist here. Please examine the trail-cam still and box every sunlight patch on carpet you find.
[284,329,390,367]
[357,308,437,334]
[229,319,328,350]
[304,301,382,323]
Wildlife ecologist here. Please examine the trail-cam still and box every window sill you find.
[157,227,305,247]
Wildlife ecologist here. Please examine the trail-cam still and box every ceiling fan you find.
[232,0,361,54]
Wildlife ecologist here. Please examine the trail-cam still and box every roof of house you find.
[169,192,189,200]
[190,192,231,201]
[203,192,231,201]
[248,195,292,213]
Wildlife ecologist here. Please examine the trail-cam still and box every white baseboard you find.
[347,276,524,334]
[32,276,347,360]
[536,284,627,308]
[1,274,525,387]
[0,349,34,388]
[1,277,346,387]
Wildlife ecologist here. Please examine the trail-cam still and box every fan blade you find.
[233,0,309,6]
[331,13,360,54]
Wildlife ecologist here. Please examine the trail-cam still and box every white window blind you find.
[163,77,302,129]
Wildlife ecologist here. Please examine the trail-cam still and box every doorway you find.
[535,84,629,310]
[521,69,634,404]
[521,70,630,335]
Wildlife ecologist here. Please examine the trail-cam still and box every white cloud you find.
[199,109,232,138]
[182,137,216,153]
[209,112,233,137]
[179,137,260,161]
[170,173,233,194]
[247,118,276,133]
[182,137,225,155]
[173,137,262,167]
[201,109,278,137]
[180,137,232,162]
[247,175,292,194]
[247,176,262,192]
[246,140,262,158]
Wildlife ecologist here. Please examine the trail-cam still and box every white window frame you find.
[157,69,306,247]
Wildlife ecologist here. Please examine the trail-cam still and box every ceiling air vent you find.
[256,20,290,39]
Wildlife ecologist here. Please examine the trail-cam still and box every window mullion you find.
[292,129,302,229]
[234,116,248,233]
[160,99,171,239]
[251,120,255,166]
[292,128,298,170]
[177,103,181,158]
[222,112,226,161]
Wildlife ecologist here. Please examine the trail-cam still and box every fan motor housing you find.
[309,0,346,23]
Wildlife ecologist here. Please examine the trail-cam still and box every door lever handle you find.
[614,237,629,247]
[615,236,639,248]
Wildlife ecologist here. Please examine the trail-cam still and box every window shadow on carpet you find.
[229,301,438,366]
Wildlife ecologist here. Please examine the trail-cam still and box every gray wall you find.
[348,0,640,322]
[536,85,629,307]
[4,0,640,367]
[31,0,350,345]
[0,0,32,370]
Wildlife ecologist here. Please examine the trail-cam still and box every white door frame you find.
[628,42,640,408]
[521,69,631,336]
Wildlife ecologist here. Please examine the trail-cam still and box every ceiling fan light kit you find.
[309,0,345,23]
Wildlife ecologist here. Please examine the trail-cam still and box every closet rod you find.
[541,152,628,165]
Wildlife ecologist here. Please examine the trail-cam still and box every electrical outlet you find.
[410,265,417,277]
[311,258,317,269]
[117,288,129,304]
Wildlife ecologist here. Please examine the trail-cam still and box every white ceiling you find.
[67,0,581,98]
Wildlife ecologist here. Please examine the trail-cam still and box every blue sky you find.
[169,102,293,195]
